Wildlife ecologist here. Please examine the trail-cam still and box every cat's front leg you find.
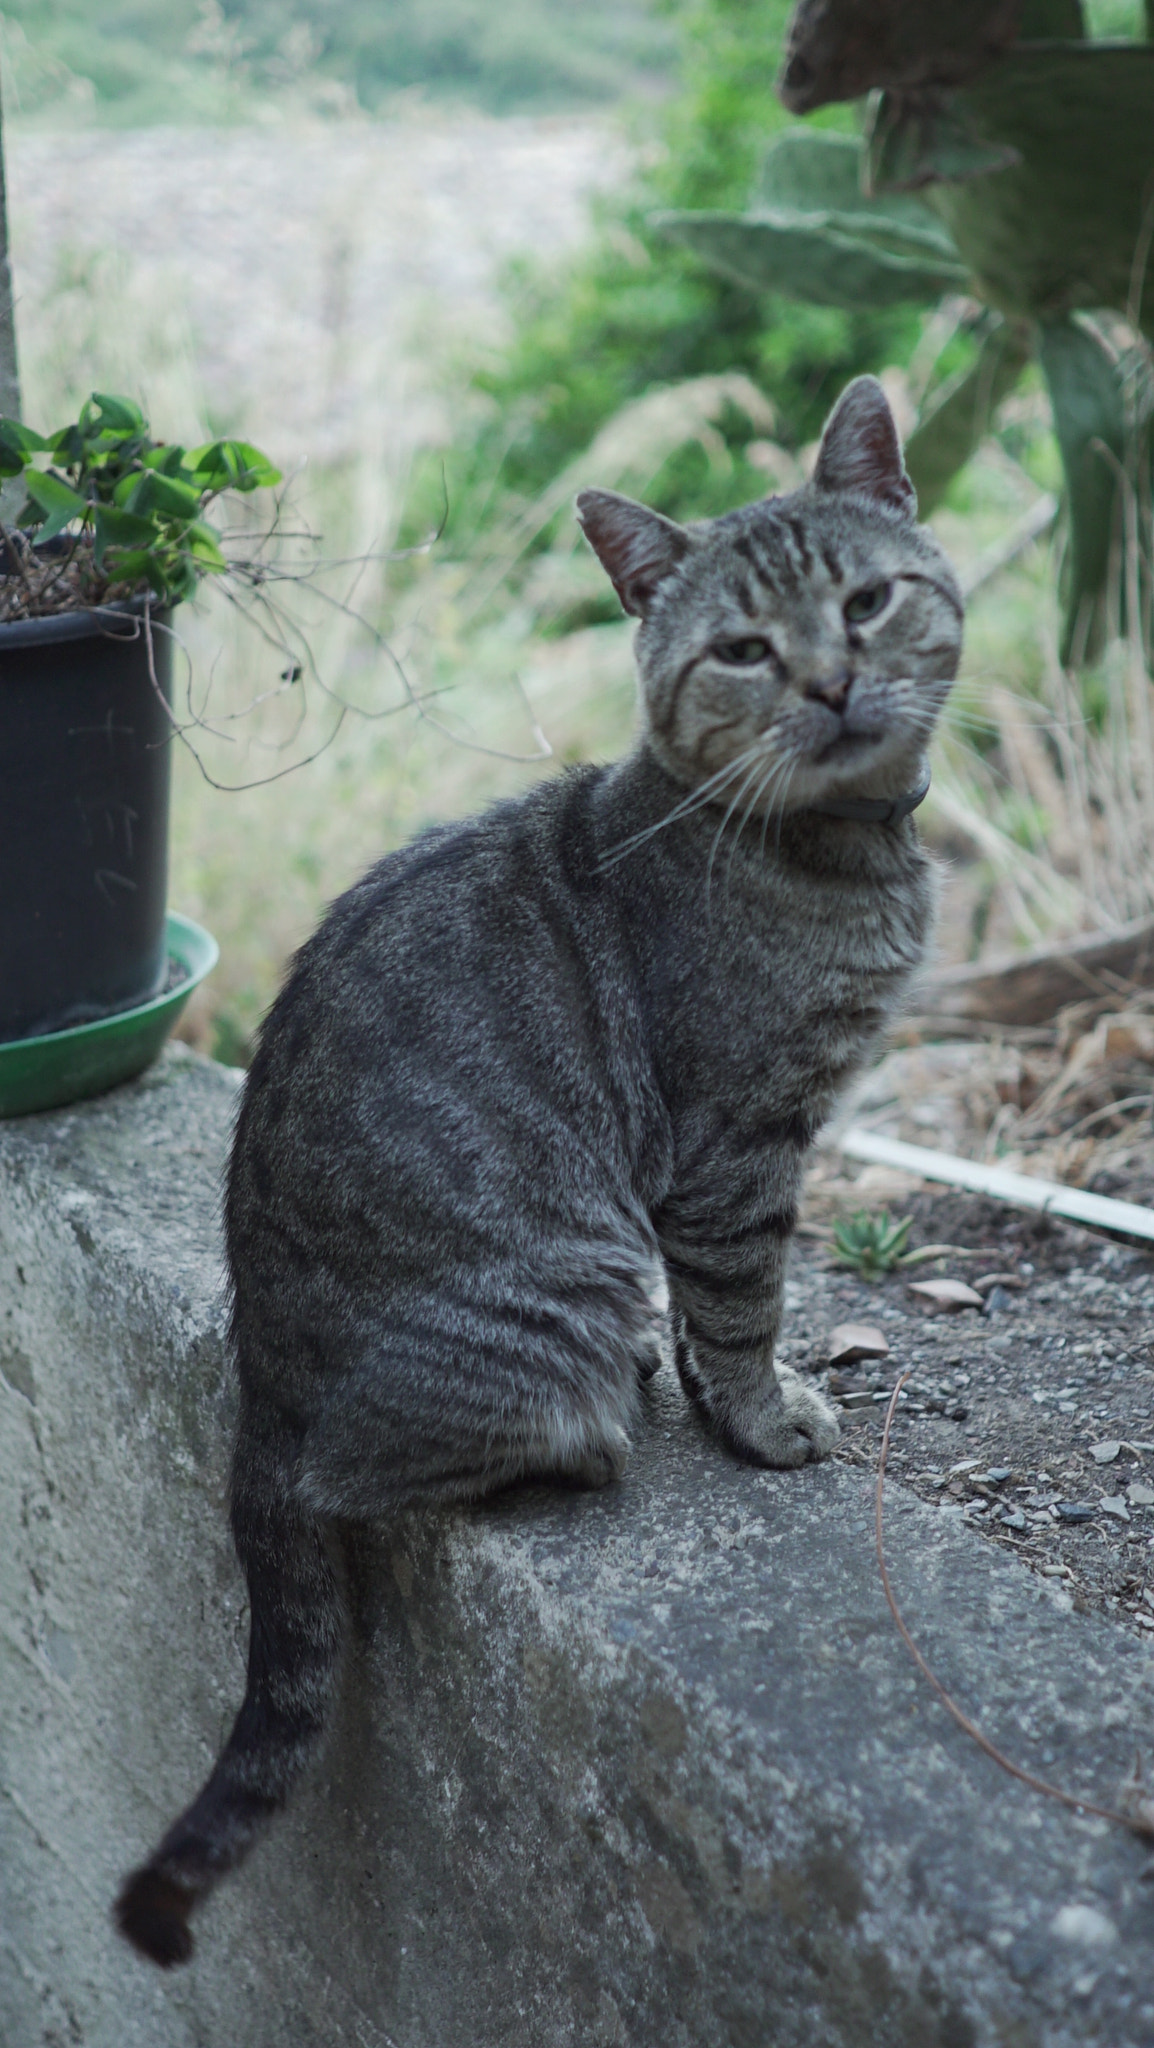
[661,1223,838,1470]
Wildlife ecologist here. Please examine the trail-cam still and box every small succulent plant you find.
[832,1208,915,1279]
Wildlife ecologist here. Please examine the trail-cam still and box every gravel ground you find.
[786,1179,1154,1646]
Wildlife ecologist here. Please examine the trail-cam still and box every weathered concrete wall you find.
[3,1046,1154,2048]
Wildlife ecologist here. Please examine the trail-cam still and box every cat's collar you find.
[803,765,931,828]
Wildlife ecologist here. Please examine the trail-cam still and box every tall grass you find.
[929,328,1154,956]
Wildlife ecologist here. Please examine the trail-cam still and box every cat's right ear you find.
[812,376,916,516]
[575,490,690,618]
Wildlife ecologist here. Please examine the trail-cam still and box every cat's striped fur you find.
[115,377,963,1965]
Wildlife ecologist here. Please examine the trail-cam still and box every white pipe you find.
[837,1127,1154,1244]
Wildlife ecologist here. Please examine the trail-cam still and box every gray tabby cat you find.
[116,376,962,1966]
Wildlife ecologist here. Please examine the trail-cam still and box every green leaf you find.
[925,47,1154,337]
[140,443,189,477]
[92,503,160,567]
[87,393,146,433]
[21,469,89,543]
[165,559,201,603]
[651,209,966,308]
[101,547,156,583]
[222,440,281,489]
[866,89,1022,195]
[185,518,228,571]
[1037,316,1139,666]
[186,438,281,490]
[758,130,961,258]
[46,423,88,466]
[904,317,1032,514]
[123,470,204,520]
[0,417,49,455]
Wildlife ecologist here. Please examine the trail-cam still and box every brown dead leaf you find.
[827,1323,890,1366]
[907,1277,984,1311]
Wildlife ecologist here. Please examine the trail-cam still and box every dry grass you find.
[925,326,1154,956]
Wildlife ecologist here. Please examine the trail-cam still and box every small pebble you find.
[1000,1508,1027,1530]
[1050,1904,1118,1950]
[1057,1503,1095,1523]
[1090,1440,1122,1464]
[1130,1483,1154,1507]
[1099,1496,1131,1522]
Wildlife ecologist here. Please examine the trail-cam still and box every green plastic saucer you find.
[0,912,219,1118]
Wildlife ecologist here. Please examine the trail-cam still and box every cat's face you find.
[577,377,963,817]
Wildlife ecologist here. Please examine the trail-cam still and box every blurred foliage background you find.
[0,0,675,121]
[5,0,1154,1081]
[401,0,926,548]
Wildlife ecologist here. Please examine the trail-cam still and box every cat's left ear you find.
[812,376,916,517]
[576,489,690,617]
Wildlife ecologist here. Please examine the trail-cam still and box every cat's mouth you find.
[814,729,882,765]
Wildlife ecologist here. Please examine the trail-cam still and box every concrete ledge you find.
[4,1046,1154,2047]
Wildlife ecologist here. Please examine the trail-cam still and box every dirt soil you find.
[785,1182,1154,1644]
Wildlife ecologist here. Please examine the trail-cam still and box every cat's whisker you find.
[598,739,770,869]
[598,744,764,862]
[704,748,776,915]
[722,753,788,901]
[769,755,803,858]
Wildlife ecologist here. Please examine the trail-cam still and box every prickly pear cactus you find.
[653,5,1154,664]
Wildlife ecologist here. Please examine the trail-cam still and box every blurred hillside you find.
[0,0,676,124]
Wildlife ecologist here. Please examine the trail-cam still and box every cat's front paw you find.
[726,1366,839,1470]
[779,1365,839,1456]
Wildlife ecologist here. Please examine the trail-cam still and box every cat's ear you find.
[812,376,916,516]
[575,489,690,618]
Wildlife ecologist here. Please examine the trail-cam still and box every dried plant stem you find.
[876,1373,1154,1842]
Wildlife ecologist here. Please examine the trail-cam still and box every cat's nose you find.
[803,669,853,713]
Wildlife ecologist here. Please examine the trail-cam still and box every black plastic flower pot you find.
[0,597,174,1043]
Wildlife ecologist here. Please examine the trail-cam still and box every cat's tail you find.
[114,1436,344,1968]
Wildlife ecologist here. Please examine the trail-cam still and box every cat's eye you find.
[844,582,892,625]
[716,637,772,665]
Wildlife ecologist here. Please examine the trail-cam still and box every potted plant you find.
[0,392,280,1115]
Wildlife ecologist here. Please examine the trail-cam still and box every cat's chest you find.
[634,845,932,1110]
[672,857,927,1008]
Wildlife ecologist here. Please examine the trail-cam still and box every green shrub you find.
[402,0,924,550]
[0,0,675,121]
